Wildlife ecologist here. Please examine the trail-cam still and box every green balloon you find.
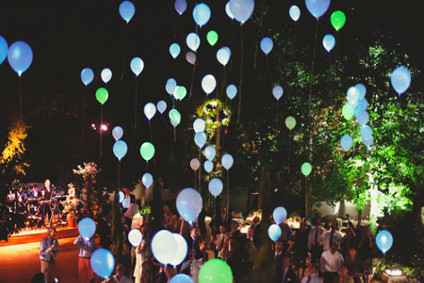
[331,11,346,31]
[301,162,312,176]
[140,142,155,161]
[96,87,109,105]
[285,116,296,131]
[206,30,218,46]
[174,85,187,100]
[199,258,233,283]
[342,103,354,120]
[169,109,181,127]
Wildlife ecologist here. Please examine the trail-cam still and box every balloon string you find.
[288,133,291,174]
[229,20,234,72]
[120,24,129,82]
[161,113,173,131]
[334,31,340,78]
[237,24,244,124]
[169,0,177,40]
[198,149,202,194]
[266,55,273,85]
[117,160,121,189]
[276,101,279,133]
[189,58,197,99]
[134,76,138,134]
[19,76,23,120]
[80,86,87,145]
[253,0,266,70]
[173,127,176,144]
[226,171,230,219]
[149,121,153,143]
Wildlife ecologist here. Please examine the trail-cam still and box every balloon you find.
[268,224,282,242]
[209,178,223,197]
[357,110,369,126]
[226,84,237,100]
[301,162,312,176]
[169,109,182,127]
[391,66,411,95]
[186,51,197,65]
[221,153,234,170]
[140,142,155,161]
[170,233,189,267]
[122,198,130,208]
[186,33,200,52]
[198,258,233,283]
[101,68,112,84]
[216,47,231,66]
[322,34,335,52]
[169,43,181,59]
[305,0,331,19]
[285,116,296,131]
[112,126,124,141]
[0,35,8,65]
[151,230,178,265]
[96,87,109,105]
[347,86,359,105]
[204,145,216,160]
[360,125,373,140]
[229,0,255,24]
[130,57,144,76]
[173,85,187,100]
[190,158,200,171]
[194,132,207,148]
[353,103,366,119]
[331,10,346,31]
[260,37,273,55]
[204,160,213,173]
[193,3,211,27]
[289,5,301,22]
[174,0,187,15]
[128,229,143,246]
[117,191,125,203]
[207,30,218,46]
[201,74,217,94]
[272,85,284,100]
[91,249,115,278]
[78,217,96,240]
[342,103,354,120]
[273,207,287,225]
[340,135,352,151]
[142,173,154,188]
[362,136,373,148]
[7,41,33,77]
[376,230,393,254]
[144,102,157,120]
[170,274,193,283]
[81,68,94,86]
[193,118,206,133]
[166,78,177,95]
[176,187,203,224]
[355,83,367,99]
[113,140,128,160]
[119,1,135,23]
[225,2,235,20]
[157,100,167,114]
[358,98,368,110]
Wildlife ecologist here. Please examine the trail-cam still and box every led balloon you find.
[209,178,223,197]
[130,57,144,76]
[216,47,231,66]
[204,145,216,160]
[81,68,94,86]
[230,0,255,24]
[157,100,167,114]
[391,66,411,95]
[193,3,211,27]
[207,30,219,46]
[113,140,128,160]
[112,126,124,141]
[272,85,283,100]
[166,78,177,95]
[226,84,237,100]
[101,68,112,84]
[186,51,197,65]
[190,158,200,171]
[204,160,213,173]
[96,88,109,105]
[7,41,33,77]
[173,85,187,100]
[194,132,207,148]
[151,230,178,265]
[273,207,287,225]
[260,37,273,55]
[376,230,393,254]
[353,104,366,118]
[91,249,115,279]
[340,135,352,151]
[301,162,312,176]
[170,233,188,266]
[347,86,359,105]
[268,224,282,242]
[358,98,368,109]
[285,116,296,131]
[170,274,193,283]
[176,187,203,224]
[193,118,206,133]
[305,0,331,19]
[342,103,354,121]
[78,217,96,240]
[169,43,181,59]
[122,198,130,208]
[362,136,373,148]
[198,258,233,283]
[322,34,335,52]
[221,153,234,170]
[289,5,301,22]
[140,142,155,161]
[118,191,124,203]
[119,1,135,23]
[142,173,154,188]
[355,83,367,100]
[0,35,8,65]
[356,110,369,126]
[225,2,235,20]
[169,109,181,127]
[186,33,200,52]
[144,102,157,120]
[128,229,143,246]
[360,125,373,140]
[330,10,346,31]
[174,0,187,15]
[201,74,217,94]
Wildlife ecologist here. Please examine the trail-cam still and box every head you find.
[314,216,321,226]
[348,247,357,259]
[282,256,291,268]
[124,188,130,195]
[219,224,227,234]
[331,220,338,231]
[44,179,50,188]
[47,227,56,239]
[165,265,177,279]
[190,227,199,238]
[31,272,47,283]
[231,220,238,232]
[220,206,227,215]
[275,240,284,253]
[34,185,39,191]
[247,226,254,239]
[115,263,125,278]
[330,241,339,253]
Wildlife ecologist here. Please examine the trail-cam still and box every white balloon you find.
[216,47,231,66]
[166,78,177,95]
[169,233,188,266]
[186,33,200,52]
[128,229,143,247]
[221,153,234,170]
[193,118,206,133]
[225,1,235,19]
[204,145,216,160]
[201,74,216,95]
[157,100,167,114]
[142,173,154,188]
[272,85,284,100]
[101,68,112,84]
[230,0,255,24]
[151,230,178,265]
[204,160,213,173]
[144,102,156,120]
[112,126,124,141]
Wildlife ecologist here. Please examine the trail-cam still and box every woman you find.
[133,240,146,283]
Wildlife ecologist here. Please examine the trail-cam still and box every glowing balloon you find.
[169,109,181,127]
[7,41,33,77]
[81,68,94,86]
[391,66,411,95]
[340,135,352,151]
[190,158,200,171]
[358,98,368,109]
[91,249,115,279]
[207,30,218,46]
[169,43,181,59]
[130,57,144,76]
[128,229,143,246]
[322,34,335,52]
[305,0,330,19]
[193,3,211,27]
[230,0,255,24]
[362,136,373,148]
[272,85,283,100]
[122,198,130,208]
[347,86,359,105]
[118,191,124,203]
[186,33,200,52]
[186,51,197,65]
[273,207,287,225]
[289,5,301,22]
[151,230,178,265]
[157,100,167,114]
[170,274,193,283]
[376,230,393,254]
[193,118,206,133]
[285,116,296,131]
[194,132,207,148]
[170,233,188,266]
[354,104,366,118]
[176,187,203,224]
[201,74,217,94]
[101,68,112,84]
[96,87,109,105]
[330,10,346,31]
[0,36,8,65]
[216,47,231,66]
[225,2,235,20]
[144,102,156,120]
[78,217,96,240]
[113,140,128,160]
[142,173,154,188]
[208,178,223,197]
[204,145,216,160]
[226,84,237,100]
[360,125,373,140]
[260,37,273,55]
[342,103,354,120]
[140,142,155,161]
[198,258,233,283]
[173,85,187,100]
[166,78,177,95]
[301,162,312,176]
[174,0,187,15]
[221,153,234,170]
[112,126,124,141]
[357,110,369,126]
[355,83,367,99]
[268,224,282,242]
[119,1,135,23]
[204,160,213,173]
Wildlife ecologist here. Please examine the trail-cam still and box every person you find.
[39,227,60,283]
[344,247,366,283]
[322,220,343,251]
[74,234,97,283]
[102,263,133,283]
[357,224,373,273]
[308,216,325,263]
[320,242,344,283]
[123,188,136,205]
[123,200,139,231]
[180,248,202,283]
[39,179,54,227]
[212,224,227,258]
[300,263,322,283]
[210,205,231,235]
[97,208,112,249]
[335,264,354,283]
[293,221,309,266]
[31,272,47,283]
[133,240,146,283]
[278,255,298,283]
[30,184,40,197]
[187,227,203,260]
[228,220,241,239]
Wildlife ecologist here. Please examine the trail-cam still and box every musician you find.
[30,184,40,198]
[39,179,54,227]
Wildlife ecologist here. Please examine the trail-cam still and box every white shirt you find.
[300,273,323,283]
[307,226,325,250]
[319,250,344,273]
[322,230,342,251]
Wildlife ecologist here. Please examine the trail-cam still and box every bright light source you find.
[91,123,96,130]
[100,124,108,131]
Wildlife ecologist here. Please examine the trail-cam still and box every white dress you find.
[133,245,145,283]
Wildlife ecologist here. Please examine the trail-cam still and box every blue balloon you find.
[81,68,94,86]
[362,136,373,148]
[130,57,144,76]
[289,5,301,22]
[186,33,200,52]
[170,273,193,283]
[353,103,366,118]
[176,188,203,224]
[305,0,331,19]
[113,140,128,161]
[194,132,207,148]
[358,98,368,110]
[230,0,255,24]
[91,249,115,278]
[112,126,124,141]
[119,1,135,23]
[169,43,181,59]
[151,230,178,265]
[226,84,237,100]
[322,34,335,52]
[142,172,153,188]
[221,153,234,170]
[78,217,96,240]
[204,160,213,173]
[7,41,33,77]
[360,125,373,140]
[225,2,235,20]
[260,37,273,55]
[376,230,393,254]
[216,47,231,66]
[355,83,367,99]
[175,0,187,15]
[272,207,287,225]
[204,145,216,160]
[122,198,130,208]
[0,35,8,65]
[340,134,352,151]
[391,66,411,95]
[117,191,125,203]
[193,3,211,27]
[268,224,282,242]
[166,78,177,95]
[357,110,369,125]
[209,178,223,197]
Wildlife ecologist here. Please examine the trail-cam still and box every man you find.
[103,263,133,283]
[345,247,366,283]
[274,240,286,279]
[322,220,342,251]
[39,227,60,283]
[187,227,203,260]
[278,255,298,283]
[320,242,344,283]
[308,216,325,263]
[39,179,54,227]
[300,263,322,283]
[97,208,112,249]
[180,247,202,282]
[212,224,227,257]
[74,234,97,283]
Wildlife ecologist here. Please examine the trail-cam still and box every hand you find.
[51,244,56,250]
